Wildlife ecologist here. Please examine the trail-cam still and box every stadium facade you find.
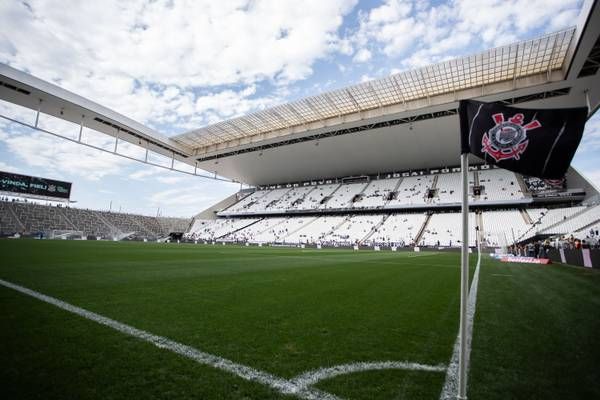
[1,0,600,248]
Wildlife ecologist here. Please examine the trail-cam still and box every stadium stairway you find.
[319,183,343,208]
[517,174,532,197]
[55,207,79,231]
[427,175,439,204]
[472,170,482,201]
[476,212,484,237]
[266,187,295,210]
[350,180,372,207]
[359,214,389,244]
[6,203,26,231]
[431,174,439,189]
[414,213,432,245]
[324,216,351,239]
[184,218,196,233]
[290,186,317,209]
[281,216,319,242]
[93,212,122,238]
[256,217,288,238]
[520,209,533,225]
[384,177,404,206]
[215,218,264,240]
[125,214,155,238]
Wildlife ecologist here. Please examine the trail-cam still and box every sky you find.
[0,0,598,217]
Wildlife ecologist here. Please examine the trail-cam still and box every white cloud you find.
[0,160,21,174]
[129,166,189,185]
[0,128,133,180]
[585,169,600,187]
[360,74,374,83]
[129,168,160,180]
[350,0,582,69]
[580,113,600,151]
[0,0,362,198]
[353,48,372,63]
[549,8,580,31]
[0,0,357,134]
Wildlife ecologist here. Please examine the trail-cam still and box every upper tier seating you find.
[268,186,314,211]
[477,169,524,201]
[225,188,290,213]
[218,168,544,216]
[352,178,401,208]
[386,175,435,207]
[323,182,368,209]
[433,172,465,204]
[296,184,340,210]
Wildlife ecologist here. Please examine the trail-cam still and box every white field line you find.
[0,278,339,400]
[1,277,453,399]
[438,249,482,400]
[291,361,446,389]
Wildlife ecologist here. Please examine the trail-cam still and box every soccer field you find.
[0,240,598,400]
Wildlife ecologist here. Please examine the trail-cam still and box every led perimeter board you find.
[0,171,71,200]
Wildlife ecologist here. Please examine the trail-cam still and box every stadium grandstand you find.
[1,1,600,400]
[2,5,600,251]
[0,197,190,241]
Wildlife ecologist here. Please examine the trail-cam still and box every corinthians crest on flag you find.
[459,100,588,179]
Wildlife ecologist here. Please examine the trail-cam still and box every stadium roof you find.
[1,0,599,186]
[173,28,575,151]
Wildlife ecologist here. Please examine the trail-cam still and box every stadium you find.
[1,1,599,399]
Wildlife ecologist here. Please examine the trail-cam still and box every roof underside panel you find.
[174,28,575,150]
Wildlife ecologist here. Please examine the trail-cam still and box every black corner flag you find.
[459,100,587,179]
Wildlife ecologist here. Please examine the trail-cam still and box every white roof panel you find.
[174,28,575,151]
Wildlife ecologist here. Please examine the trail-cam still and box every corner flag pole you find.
[458,151,469,400]
[456,97,588,399]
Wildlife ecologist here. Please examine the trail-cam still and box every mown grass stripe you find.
[0,278,341,400]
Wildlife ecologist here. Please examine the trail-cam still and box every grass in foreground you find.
[0,240,598,399]
[470,255,600,400]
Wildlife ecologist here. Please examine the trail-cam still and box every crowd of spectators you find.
[510,229,600,257]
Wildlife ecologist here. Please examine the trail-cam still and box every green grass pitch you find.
[0,240,598,399]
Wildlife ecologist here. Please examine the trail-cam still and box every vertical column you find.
[458,151,470,400]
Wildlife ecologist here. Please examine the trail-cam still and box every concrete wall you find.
[547,248,600,268]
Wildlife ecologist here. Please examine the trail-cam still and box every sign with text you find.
[0,171,71,200]
[500,256,551,264]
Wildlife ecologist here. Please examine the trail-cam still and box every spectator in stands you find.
[527,242,535,257]
[533,241,540,257]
